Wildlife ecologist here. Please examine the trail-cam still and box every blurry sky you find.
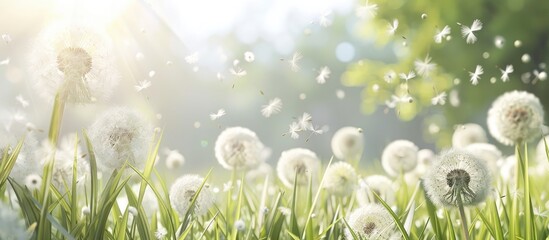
[0,0,436,174]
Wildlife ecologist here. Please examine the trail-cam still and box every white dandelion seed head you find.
[276,148,321,188]
[330,126,364,160]
[169,174,214,217]
[166,150,185,169]
[81,206,91,216]
[234,219,246,231]
[487,91,545,145]
[423,149,491,207]
[345,204,398,239]
[88,107,153,173]
[465,143,502,177]
[494,36,505,48]
[0,201,29,240]
[245,162,273,183]
[415,149,435,175]
[381,140,419,176]
[30,22,118,103]
[356,175,396,206]
[322,161,358,196]
[244,51,255,62]
[24,174,42,190]
[214,127,266,170]
[452,123,488,148]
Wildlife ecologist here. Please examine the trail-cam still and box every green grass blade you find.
[371,190,411,240]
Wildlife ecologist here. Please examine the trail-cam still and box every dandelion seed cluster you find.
[452,123,488,148]
[214,127,266,170]
[276,148,320,188]
[487,91,545,145]
[88,107,153,173]
[424,149,491,207]
[30,23,118,103]
[381,140,418,176]
[322,161,358,196]
[356,175,396,206]
[345,204,398,239]
[169,175,214,217]
[330,126,364,160]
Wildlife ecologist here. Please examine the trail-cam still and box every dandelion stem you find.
[48,93,66,147]
[456,191,470,240]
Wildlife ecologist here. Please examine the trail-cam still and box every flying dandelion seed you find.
[210,109,226,120]
[0,58,9,65]
[244,51,255,62]
[1,33,11,43]
[387,19,399,35]
[30,23,118,103]
[185,52,199,64]
[297,112,313,130]
[230,67,247,77]
[414,55,436,77]
[431,92,447,105]
[289,52,303,72]
[15,95,29,108]
[316,66,331,84]
[399,71,416,82]
[285,122,301,139]
[460,19,483,44]
[434,25,451,43]
[497,65,514,82]
[356,1,378,19]
[384,70,397,83]
[261,98,282,118]
[469,65,483,85]
[318,10,333,27]
[135,79,152,92]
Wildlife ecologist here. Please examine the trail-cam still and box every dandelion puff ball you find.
[345,204,398,239]
[423,149,491,207]
[330,126,364,160]
[88,107,153,173]
[214,127,266,170]
[30,23,119,103]
[276,148,321,188]
[452,123,488,148]
[0,202,29,240]
[322,161,358,196]
[356,175,396,206]
[465,143,502,177]
[169,174,214,217]
[381,140,418,176]
[487,91,544,146]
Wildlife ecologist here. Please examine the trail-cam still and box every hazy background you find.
[1,0,547,175]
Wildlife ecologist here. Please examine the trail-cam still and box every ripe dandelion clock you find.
[30,23,118,103]
[88,107,153,174]
[276,148,321,188]
[423,149,491,240]
[169,174,214,217]
[487,91,544,146]
[452,123,488,148]
[322,161,358,196]
[381,140,418,177]
[345,204,398,239]
[356,175,396,206]
[214,127,266,170]
[330,127,364,162]
[0,201,29,240]
[165,149,185,169]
